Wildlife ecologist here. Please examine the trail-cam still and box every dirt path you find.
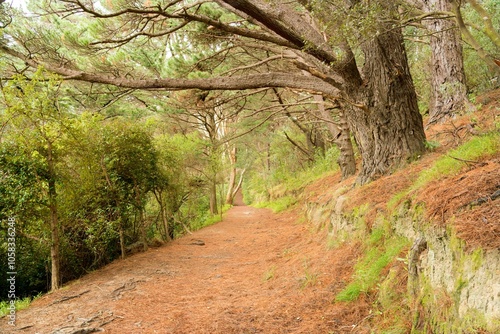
[2,205,363,334]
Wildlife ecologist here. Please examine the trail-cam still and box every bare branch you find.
[0,44,337,96]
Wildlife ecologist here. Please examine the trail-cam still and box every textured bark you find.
[423,0,468,124]
[335,110,357,179]
[314,95,356,179]
[345,21,426,184]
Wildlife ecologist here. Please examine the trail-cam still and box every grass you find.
[262,265,277,281]
[254,196,297,213]
[410,132,499,192]
[387,132,500,210]
[299,258,319,289]
[0,294,40,317]
[190,204,232,231]
[336,228,409,302]
[245,146,340,208]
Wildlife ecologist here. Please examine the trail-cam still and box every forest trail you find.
[3,203,363,334]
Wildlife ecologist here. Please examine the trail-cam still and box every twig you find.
[447,155,487,166]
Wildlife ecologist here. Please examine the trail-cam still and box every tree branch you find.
[0,44,337,96]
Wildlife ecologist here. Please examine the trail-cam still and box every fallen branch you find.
[461,188,500,210]
[189,239,206,246]
[69,328,104,334]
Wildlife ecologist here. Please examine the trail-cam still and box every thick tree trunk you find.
[423,0,468,124]
[315,94,357,179]
[347,23,426,184]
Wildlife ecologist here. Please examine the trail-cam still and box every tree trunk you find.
[314,95,357,179]
[335,109,357,179]
[423,0,468,124]
[225,146,237,205]
[135,186,148,252]
[209,175,218,215]
[47,143,60,291]
[225,167,237,204]
[347,22,426,184]
[154,190,172,242]
[49,187,60,291]
[119,223,126,259]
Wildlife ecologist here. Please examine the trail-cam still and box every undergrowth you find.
[189,204,232,231]
[244,146,340,208]
[389,131,500,210]
[253,196,298,213]
[0,294,39,317]
[410,132,499,192]
[336,228,409,302]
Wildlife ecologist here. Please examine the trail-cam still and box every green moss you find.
[410,229,497,333]
[470,248,484,271]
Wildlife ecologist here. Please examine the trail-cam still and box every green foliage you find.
[424,140,440,151]
[336,228,408,302]
[299,259,319,289]
[410,132,500,191]
[245,145,340,207]
[0,294,40,317]
[189,204,232,232]
[254,196,297,213]
[0,73,223,298]
[0,234,48,300]
[0,144,46,221]
[462,0,500,93]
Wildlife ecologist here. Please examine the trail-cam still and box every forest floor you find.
[2,90,499,334]
[2,192,369,333]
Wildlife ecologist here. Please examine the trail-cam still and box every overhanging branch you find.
[0,44,338,96]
